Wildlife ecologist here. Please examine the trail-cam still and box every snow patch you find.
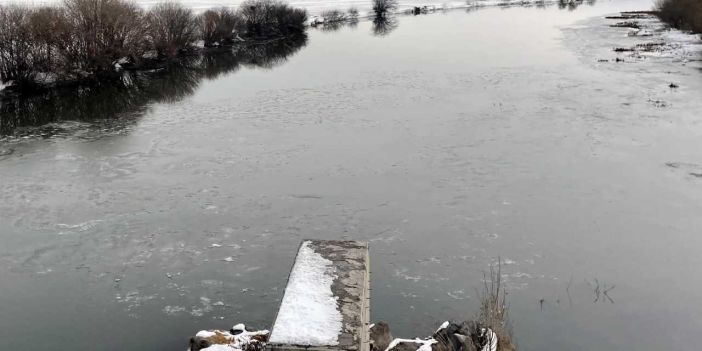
[0,80,10,92]
[385,338,437,351]
[268,241,342,346]
[197,330,218,338]
[192,328,270,351]
[480,328,498,351]
[435,321,449,333]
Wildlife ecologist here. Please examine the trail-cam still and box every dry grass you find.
[476,258,516,351]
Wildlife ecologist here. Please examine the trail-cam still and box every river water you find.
[2,1,702,350]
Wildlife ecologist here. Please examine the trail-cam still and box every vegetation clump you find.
[0,0,308,91]
[238,0,307,38]
[655,0,702,33]
[372,0,398,18]
[475,259,516,351]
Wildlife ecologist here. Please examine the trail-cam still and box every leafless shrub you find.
[26,6,71,74]
[200,7,240,47]
[348,7,359,20]
[372,0,398,18]
[147,2,199,57]
[371,15,398,36]
[656,0,702,33]
[61,0,149,72]
[0,0,308,92]
[238,0,307,38]
[0,5,39,86]
[321,9,346,23]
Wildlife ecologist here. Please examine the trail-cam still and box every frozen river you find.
[2,0,702,350]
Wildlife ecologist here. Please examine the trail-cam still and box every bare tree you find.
[147,2,199,57]
[200,7,240,47]
[238,0,307,38]
[372,0,398,18]
[0,5,40,86]
[61,0,148,72]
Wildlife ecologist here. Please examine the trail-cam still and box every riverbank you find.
[0,0,307,95]
[0,0,597,98]
[605,11,702,65]
[3,1,702,350]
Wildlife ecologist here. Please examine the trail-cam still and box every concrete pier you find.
[267,240,370,351]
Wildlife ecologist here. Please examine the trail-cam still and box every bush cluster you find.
[656,0,702,33]
[372,0,398,18]
[0,0,307,89]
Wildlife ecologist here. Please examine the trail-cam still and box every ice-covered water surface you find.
[3,1,702,351]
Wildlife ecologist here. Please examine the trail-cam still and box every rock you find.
[189,325,269,351]
[370,322,393,351]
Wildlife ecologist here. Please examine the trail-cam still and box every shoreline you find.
[0,0,586,99]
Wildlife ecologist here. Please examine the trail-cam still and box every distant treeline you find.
[0,0,307,90]
[656,0,702,33]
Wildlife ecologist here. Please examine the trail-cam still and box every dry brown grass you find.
[476,258,516,351]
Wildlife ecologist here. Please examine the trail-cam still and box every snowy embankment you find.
[268,241,343,346]
[189,324,269,351]
[607,12,702,64]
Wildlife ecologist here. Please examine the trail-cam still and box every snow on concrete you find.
[268,241,343,346]
[201,345,237,351]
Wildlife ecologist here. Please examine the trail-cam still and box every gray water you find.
[2,1,702,350]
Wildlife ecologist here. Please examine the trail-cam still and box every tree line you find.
[0,0,307,91]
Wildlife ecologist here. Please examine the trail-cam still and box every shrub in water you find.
[656,0,702,33]
[147,2,199,57]
[321,9,346,23]
[62,0,148,73]
[200,7,241,47]
[238,0,307,38]
[372,0,398,18]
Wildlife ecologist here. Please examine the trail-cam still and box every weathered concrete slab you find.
[268,240,370,351]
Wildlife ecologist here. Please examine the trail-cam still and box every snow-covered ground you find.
[615,13,702,63]
[268,241,342,346]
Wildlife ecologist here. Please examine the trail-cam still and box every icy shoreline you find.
[608,12,702,65]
